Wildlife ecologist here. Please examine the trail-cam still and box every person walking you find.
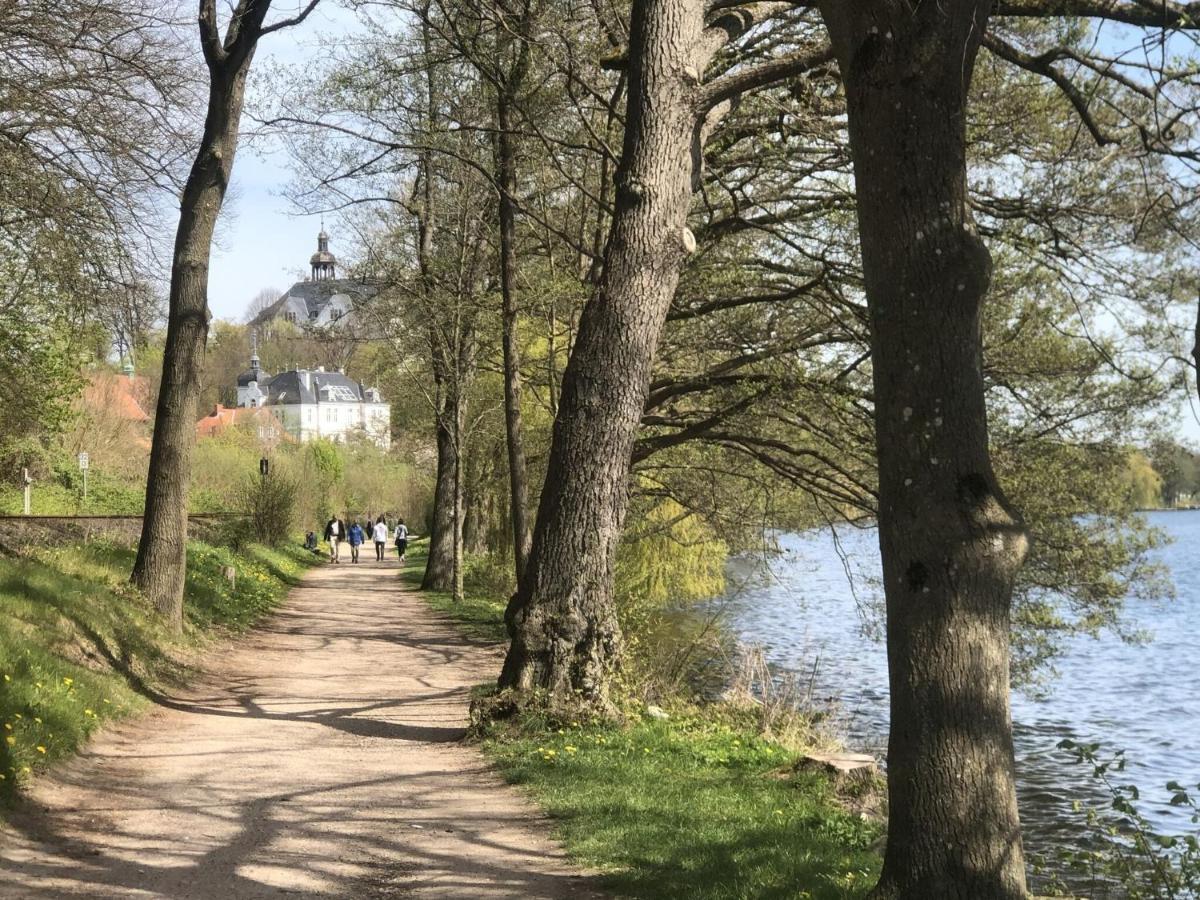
[323,515,345,564]
[347,520,365,564]
[372,516,389,562]
[394,518,409,565]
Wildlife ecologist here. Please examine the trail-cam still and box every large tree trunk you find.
[498,0,702,701]
[422,392,459,591]
[496,95,533,580]
[819,3,1030,897]
[133,68,249,629]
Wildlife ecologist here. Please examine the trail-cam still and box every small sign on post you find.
[78,452,89,503]
[259,457,269,478]
[22,467,31,516]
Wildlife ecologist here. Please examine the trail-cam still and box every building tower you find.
[310,225,337,280]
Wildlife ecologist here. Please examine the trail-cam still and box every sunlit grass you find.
[0,538,315,803]
[407,543,882,899]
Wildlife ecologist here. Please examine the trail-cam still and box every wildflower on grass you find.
[3,723,10,730]
[564,746,577,753]
[4,736,13,746]
[62,678,73,687]
[33,717,41,724]
[35,746,45,754]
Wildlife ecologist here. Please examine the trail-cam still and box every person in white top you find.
[394,519,409,564]
[372,517,389,562]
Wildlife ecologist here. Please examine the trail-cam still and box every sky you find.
[197,6,1200,443]
[205,3,363,322]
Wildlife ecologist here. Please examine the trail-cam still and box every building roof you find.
[195,404,289,441]
[236,365,270,388]
[264,370,381,406]
[249,277,378,326]
[85,371,150,423]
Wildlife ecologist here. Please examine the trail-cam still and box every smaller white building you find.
[235,351,391,448]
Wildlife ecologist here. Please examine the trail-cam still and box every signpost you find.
[259,457,269,479]
[78,452,89,504]
[22,467,31,515]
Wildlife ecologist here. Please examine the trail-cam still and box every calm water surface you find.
[705,510,1200,864]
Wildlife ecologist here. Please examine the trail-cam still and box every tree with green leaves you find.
[134,0,322,629]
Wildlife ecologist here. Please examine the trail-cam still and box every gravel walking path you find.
[0,554,600,899]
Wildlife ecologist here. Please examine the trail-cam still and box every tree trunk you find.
[133,67,249,629]
[496,95,533,580]
[452,417,465,602]
[498,0,702,701]
[422,392,459,591]
[1192,294,1199,408]
[818,3,1030,897]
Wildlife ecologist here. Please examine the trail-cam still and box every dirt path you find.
[0,553,602,898]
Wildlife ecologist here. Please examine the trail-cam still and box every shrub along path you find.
[0,551,600,899]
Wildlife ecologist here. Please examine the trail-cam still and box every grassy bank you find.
[402,543,882,899]
[0,537,315,801]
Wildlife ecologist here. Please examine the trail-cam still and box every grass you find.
[399,541,509,642]
[0,536,316,802]
[402,544,882,899]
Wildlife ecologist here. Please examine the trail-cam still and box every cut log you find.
[795,752,878,785]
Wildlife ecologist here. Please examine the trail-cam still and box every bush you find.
[243,472,298,547]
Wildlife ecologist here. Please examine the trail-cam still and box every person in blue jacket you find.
[347,520,366,564]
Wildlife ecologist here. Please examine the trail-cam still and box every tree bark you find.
[818,3,1030,897]
[496,94,533,580]
[498,0,703,701]
[1192,294,1199,408]
[133,59,251,629]
[422,391,459,591]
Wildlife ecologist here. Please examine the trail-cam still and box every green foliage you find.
[615,496,728,627]
[244,472,299,547]
[0,538,315,801]
[995,440,1171,687]
[405,543,510,642]
[0,277,84,481]
[1148,441,1200,508]
[1033,740,1200,899]
[1121,452,1166,510]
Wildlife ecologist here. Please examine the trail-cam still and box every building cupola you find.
[310,224,337,280]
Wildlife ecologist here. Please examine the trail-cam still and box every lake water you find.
[704,510,1200,874]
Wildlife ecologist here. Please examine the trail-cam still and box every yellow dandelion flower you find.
[4,736,14,746]
[33,717,41,724]
[62,677,73,686]
[35,746,45,754]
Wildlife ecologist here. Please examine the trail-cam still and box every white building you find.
[235,347,391,449]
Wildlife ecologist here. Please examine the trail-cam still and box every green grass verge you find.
[0,537,316,802]
[399,541,509,642]
[405,545,882,899]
